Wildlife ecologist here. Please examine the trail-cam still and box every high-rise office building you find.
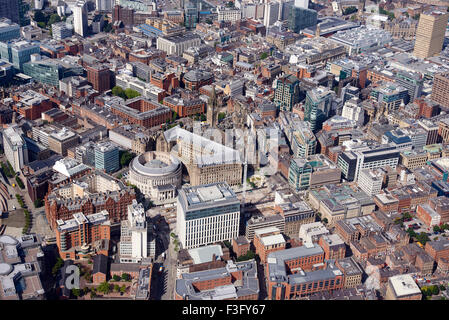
[395,71,423,102]
[73,0,88,37]
[273,74,300,112]
[3,125,28,172]
[176,182,240,249]
[96,0,113,12]
[288,6,317,33]
[94,141,119,173]
[0,0,28,26]
[184,2,198,29]
[413,11,449,59]
[263,1,279,28]
[304,86,334,132]
[431,72,449,109]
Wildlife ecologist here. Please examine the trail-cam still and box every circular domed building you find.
[128,151,182,204]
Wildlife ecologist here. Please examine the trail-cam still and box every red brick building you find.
[55,212,111,260]
[85,64,111,93]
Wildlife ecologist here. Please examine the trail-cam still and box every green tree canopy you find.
[343,6,357,15]
[111,86,126,99]
[121,273,131,281]
[120,151,134,168]
[124,88,141,99]
[48,14,61,26]
[97,281,111,294]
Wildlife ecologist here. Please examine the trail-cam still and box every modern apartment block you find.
[55,210,111,260]
[176,182,240,249]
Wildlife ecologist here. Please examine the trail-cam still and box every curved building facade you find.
[128,151,182,204]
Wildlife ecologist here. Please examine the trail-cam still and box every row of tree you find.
[111,86,141,100]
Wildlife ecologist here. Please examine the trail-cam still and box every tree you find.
[407,228,417,238]
[48,14,61,26]
[111,86,127,99]
[172,111,178,122]
[15,176,24,189]
[124,88,141,99]
[120,151,134,168]
[236,250,256,262]
[33,10,47,23]
[416,232,430,245]
[260,52,268,60]
[322,218,328,224]
[112,274,121,282]
[343,6,357,15]
[431,285,440,295]
[52,257,64,276]
[98,281,111,294]
[225,1,234,7]
[441,223,449,231]
[120,285,127,294]
[114,284,120,292]
[90,290,97,298]
[413,13,420,20]
[433,225,441,233]
[218,112,226,122]
[121,273,131,281]
[205,18,212,24]
[72,288,81,298]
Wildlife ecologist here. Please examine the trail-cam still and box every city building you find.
[159,127,242,186]
[288,154,341,191]
[0,39,40,71]
[0,18,20,42]
[253,227,286,263]
[3,125,28,172]
[52,22,73,40]
[266,245,344,300]
[289,7,317,33]
[385,274,422,300]
[176,182,240,249]
[413,11,449,59]
[0,234,45,300]
[93,141,119,173]
[273,74,300,112]
[86,64,111,93]
[156,33,201,56]
[55,210,111,260]
[357,168,384,196]
[299,222,329,245]
[119,200,155,263]
[431,73,449,109]
[47,127,79,156]
[73,0,88,37]
[175,260,259,300]
[127,151,182,204]
[304,86,334,132]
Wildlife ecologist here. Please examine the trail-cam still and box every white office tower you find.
[34,0,45,10]
[73,0,88,37]
[342,99,364,126]
[95,0,113,12]
[264,1,279,28]
[294,0,309,8]
[119,200,155,263]
[177,182,241,249]
[3,125,28,172]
